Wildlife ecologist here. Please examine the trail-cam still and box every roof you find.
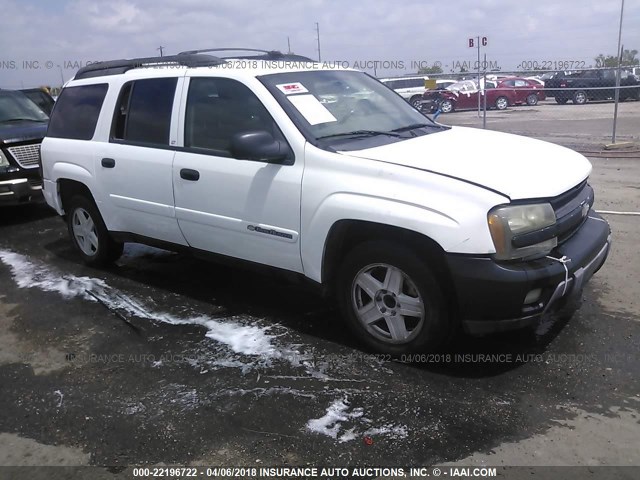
[73,49,319,81]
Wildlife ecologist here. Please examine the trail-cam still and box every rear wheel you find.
[337,241,451,355]
[526,93,539,106]
[495,96,509,110]
[439,98,454,113]
[66,195,123,267]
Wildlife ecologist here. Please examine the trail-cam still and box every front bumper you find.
[0,177,43,205]
[445,212,611,335]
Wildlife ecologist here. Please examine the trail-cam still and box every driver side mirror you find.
[230,131,292,164]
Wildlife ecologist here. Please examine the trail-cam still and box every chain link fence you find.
[384,67,640,147]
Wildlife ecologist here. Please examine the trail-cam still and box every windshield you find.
[259,70,444,149]
[0,91,49,123]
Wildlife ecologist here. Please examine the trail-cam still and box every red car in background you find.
[495,77,546,105]
[424,77,545,113]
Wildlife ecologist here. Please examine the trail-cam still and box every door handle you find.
[180,168,200,181]
[101,158,116,168]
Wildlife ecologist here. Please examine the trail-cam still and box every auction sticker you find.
[276,82,309,95]
[287,94,337,125]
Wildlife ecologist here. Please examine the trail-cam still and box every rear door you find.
[95,76,187,245]
[172,76,304,272]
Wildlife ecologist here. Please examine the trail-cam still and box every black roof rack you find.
[178,48,314,62]
[74,54,225,80]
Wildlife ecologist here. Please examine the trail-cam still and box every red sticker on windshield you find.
[276,82,309,95]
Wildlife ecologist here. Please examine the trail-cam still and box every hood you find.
[342,127,591,200]
[0,121,48,145]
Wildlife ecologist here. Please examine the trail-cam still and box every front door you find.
[172,76,304,272]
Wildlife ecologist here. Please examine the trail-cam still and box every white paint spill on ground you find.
[0,249,300,363]
[0,251,107,300]
[53,390,64,408]
[306,397,409,443]
[219,387,316,399]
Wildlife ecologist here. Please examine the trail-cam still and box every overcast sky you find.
[1,0,639,88]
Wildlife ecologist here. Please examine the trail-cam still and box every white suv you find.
[379,76,430,107]
[41,50,611,355]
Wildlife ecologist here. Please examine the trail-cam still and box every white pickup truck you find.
[41,50,611,355]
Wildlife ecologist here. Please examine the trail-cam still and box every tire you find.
[439,98,454,113]
[66,195,123,267]
[555,97,568,105]
[572,90,587,105]
[495,96,508,110]
[526,93,538,106]
[337,241,451,355]
[409,95,423,108]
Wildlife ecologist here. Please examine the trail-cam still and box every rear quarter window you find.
[47,84,108,140]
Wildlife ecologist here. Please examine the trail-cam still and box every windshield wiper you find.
[0,118,44,123]
[316,130,405,140]
[391,123,434,132]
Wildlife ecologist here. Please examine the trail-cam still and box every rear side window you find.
[47,84,108,140]
[112,77,177,145]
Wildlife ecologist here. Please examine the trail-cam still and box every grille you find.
[552,182,593,244]
[8,143,41,169]
[28,178,43,188]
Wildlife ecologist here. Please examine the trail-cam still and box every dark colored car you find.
[20,88,56,116]
[545,69,640,104]
[540,71,568,98]
[0,90,49,205]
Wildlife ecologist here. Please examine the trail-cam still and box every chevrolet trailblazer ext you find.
[41,50,611,355]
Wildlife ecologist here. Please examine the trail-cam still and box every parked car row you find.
[417,76,545,113]
[399,68,640,114]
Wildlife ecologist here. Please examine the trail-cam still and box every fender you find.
[49,163,95,212]
[301,191,499,283]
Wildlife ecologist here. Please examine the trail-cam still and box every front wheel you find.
[526,93,539,106]
[66,195,123,267]
[409,95,423,108]
[495,96,509,110]
[572,90,587,105]
[337,242,451,355]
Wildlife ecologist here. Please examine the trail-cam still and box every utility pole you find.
[315,22,321,62]
[468,35,488,118]
[287,36,291,54]
[157,46,165,57]
[612,0,625,144]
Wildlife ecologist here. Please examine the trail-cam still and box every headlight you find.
[488,203,557,260]
[0,149,10,167]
